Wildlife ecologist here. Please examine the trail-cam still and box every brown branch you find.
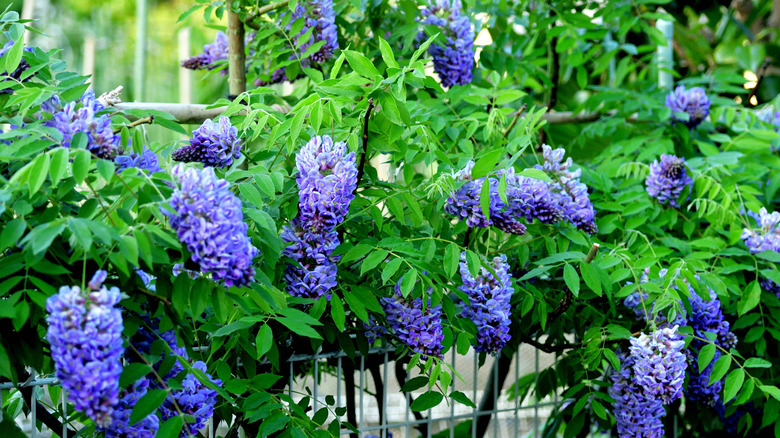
[227,1,247,99]
[354,98,375,192]
[113,115,154,134]
[245,0,291,30]
[747,58,771,107]
[503,104,527,138]
[548,36,560,110]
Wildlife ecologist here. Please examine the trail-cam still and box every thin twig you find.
[503,104,527,138]
[112,115,154,134]
[548,36,560,110]
[245,0,291,30]
[354,98,375,192]
[84,179,117,227]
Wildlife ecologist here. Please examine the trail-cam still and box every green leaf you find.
[361,249,389,276]
[579,262,602,296]
[155,416,184,438]
[130,389,167,425]
[331,296,345,331]
[49,148,69,186]
[449,390,476,408]
[563,264,580,296]
[0,218,25,252]
[401,376,429,392]
[471,149,503,179]
[723,369,745,403]
[120,363,152,387]
[744,358,773,368]
[479,177,491,221]
[760,385,780,401]
[381,257,404,283]
[278,317,323,339]
[410,33,438,64]
[378,37,399,69]
[71,149,90,184]
[344,50,380,79]
[709,355,732,386]
[213,320,254,337]
[27,153,50,197]
[256,324,273,358]
[410,391,444,411]
[517,168,552,182]
[4,37,23,75]
[400,268,418,296]
[698,344,717,373]
[444,244,459,278]
[738,281,761,316]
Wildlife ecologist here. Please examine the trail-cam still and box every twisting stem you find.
[112,115,154,134]
[245,0,291,30]
[354,98,375,192]
[503,104,527,138]
[84,179,117,227]
[227,0,247,98]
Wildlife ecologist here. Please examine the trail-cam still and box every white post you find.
[178,27,192,105]
[21,0,35,45]
[656,18,674,90]
[134,0,148,101]
[82,36,96,87]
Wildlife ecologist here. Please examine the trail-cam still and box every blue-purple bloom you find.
[46,271,124,428]
[761,278,780,300]
[381,280,444,359]
[458,253,513,354]
[419,0,475,88]
[290,0,339,64]
[665,85,710,128]
[172,117,241,168]
[741,207,780,254]
[645,154,693,208]
[115,146,163,175]
[181,31,228,72]
[609,351,666,438]
[444,161,506,228]
[104,378,160,438]
[40,90,120,159]
[628,326,687,405]
[159,361,221,437]
[165,164,258,287]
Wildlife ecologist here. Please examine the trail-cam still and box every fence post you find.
[227,0,247,98]
[178,27,192,105]
[657,17,674,90]
[134,0,148,101]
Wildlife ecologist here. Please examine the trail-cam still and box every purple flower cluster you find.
[628,326,687,405]
[665,85,710,128]
[40,90,120,159]
[608,352,666,438]
[381,280,444,359]
[45,271,123,428]
[181,31,228,72]
[172,117,242,168]
[645,154,694,208]
[458,253,513,354]
[165,164,258,287]
[159,361,221,437]
[419,0,474,88]
[444,161,508,229]
[759,109,780,130]
[760,278,780,299]
[741,207,780,254]
[115,146,163,175]
[282,135,357,299]
[104,378,160,438]
[0,41,35,94]
[534,145,598,233]
[290,0,339,64]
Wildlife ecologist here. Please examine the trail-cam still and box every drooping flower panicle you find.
[741,207,780,254]
[181,31,229,72]
[609,352,667,438]
[665,85,710,128]
[172,116,242,168]
[444,161,506,229]
[165,164,258,287]
[46,271,124,428]
[115,146,163,175]
[104,378,160,438]
[40,90,120,159]
[381,280,444,359]
[628,326,687,405]
[645,154,694,208]
[419,0,475,88]
[458,253,514,354]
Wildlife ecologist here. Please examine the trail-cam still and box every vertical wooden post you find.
[134,0,148,101]
[227,1,246,99]
[83,36,96,87]
[178,27,192,105]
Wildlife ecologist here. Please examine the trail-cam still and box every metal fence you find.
[0,341,560,438]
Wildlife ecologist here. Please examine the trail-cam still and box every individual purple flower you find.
[159,361,221,438]
[741,207,780,254]
[281,219,340,299]
[608,351,667,438]
[628,326,687,405]
[364,316,389,345]
[500,168,562,225]
[419,0,475,87]
[381,280,444,359]
[165,164,258,287]
[665,85,710,128]
[181,31,229,72]
[172,117,241,168]
[645,154,693,208]
[103,377,160,438]
[40,90,119,159]
[0,41,36,94]
[115,146,163,175]
[761,278,780,299]
[458,253,513,354]
[444,161,506,228]
[533,145,597,233]
[45,272,124,428]
[295,135,358,233]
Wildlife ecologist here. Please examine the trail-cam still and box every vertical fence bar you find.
[472,354,477,438]
[359,355,365,434]
[62,389,67,438]
[337,357,342,423]
[82,36,96,86]
[313,359,319,415]
[134,0,148,101]
[383,352,388,438]
[31,370,37,438]
[289,361,294,399]
[656,18,674,91]
[21,0,35,45]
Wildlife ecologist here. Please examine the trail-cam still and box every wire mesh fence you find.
[0,342,560,438]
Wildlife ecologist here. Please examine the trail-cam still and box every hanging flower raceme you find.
[40,90,120,159]
[609,352,667,438]
[741,207,780,254]
[645,154,694,208]
[458,253,514,354]
[534,145,598,233]
[281,135,357,299]
[759,109,780,131]
[115,146,163,175]
[628,326,687,405]
[172,117,242,168]
[419,0,475,88]
[665,85,710,128]
[104,378,160,438]
[165,164,258,287]
[444,161,506,229]
[291,0,339,64]
[159,361,221,438]
[381,280,444,359]
[181,31,229,72]
[500,168,561,226]
[45,271,124,428]
[0,41,36,94]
